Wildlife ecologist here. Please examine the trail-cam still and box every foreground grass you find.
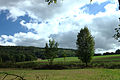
[1,55,120,80]
[0,68,120,80]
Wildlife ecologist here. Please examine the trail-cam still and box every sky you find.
[0,0,120,53]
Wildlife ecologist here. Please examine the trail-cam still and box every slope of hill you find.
[0,46,76,62]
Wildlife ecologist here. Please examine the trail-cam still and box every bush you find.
[94,54,102,56]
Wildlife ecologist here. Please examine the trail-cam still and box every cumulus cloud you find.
[0,32,47,47]
[49,31,77,49]
[0,0,90,20]
[15,38,46,47]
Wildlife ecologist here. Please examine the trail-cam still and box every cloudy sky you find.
[0,0,120,53]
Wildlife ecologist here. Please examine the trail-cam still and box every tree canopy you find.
[76,27,95,66]
[44,39,59,65]
[0,46,38,63]
[45,0,57,5]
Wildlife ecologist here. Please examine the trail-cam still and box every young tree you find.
[61,50,67,64]
[76,27,95,66]
[44,39,59,65]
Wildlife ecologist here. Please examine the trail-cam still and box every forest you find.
[0,46,76,63]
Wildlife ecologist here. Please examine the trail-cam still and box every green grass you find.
[35,54,120,63]
[93,54,120,58]
[1,55,120,80]
[0,68,120,80]
[17,54,120,64]
[92,54,120,62]
[13,54,120,69]
[36,57,79,62]
[16,54,120,67]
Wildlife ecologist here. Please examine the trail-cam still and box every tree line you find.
[0,46,38,63]
[0,46,76,63]
[103,49,120,55]
[93,49,120,56]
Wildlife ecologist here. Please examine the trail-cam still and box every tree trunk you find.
[85,62,88,67]
[50,59,53,65]
[48,59,53,65]
[64,57,66,64]
[48,59,50,65]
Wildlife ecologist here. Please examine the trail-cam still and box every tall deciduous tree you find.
[76,27,95,66]
[44,39,59,65]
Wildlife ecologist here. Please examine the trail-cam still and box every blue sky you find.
[81,1,111,15]
[0,10,31,36]
[0,0,119,53]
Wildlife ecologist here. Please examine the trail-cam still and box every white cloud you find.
[91,0,117,4]
[0,35,16,46]
[7,7,26,21]
[0,0,90,20]
[0,32,47,47]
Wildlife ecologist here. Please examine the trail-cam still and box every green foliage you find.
[113,26,120,41]
[57,49,76,57]
[0,54,11,62]
[45,0,57,5]
[0,45,77,63]
[114,27,120,42]
[76,27,95,66]
[0,46,37,63]
[44,39,59,65]
[0,57,2,63]
[61,50,67,63]
[115,49,120,54]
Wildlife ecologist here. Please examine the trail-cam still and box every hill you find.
[0,46,76,63]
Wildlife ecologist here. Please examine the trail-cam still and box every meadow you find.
[35,54,120,62]
[1,68,120,80]
[1,55,120,80]
[5,54,119,69]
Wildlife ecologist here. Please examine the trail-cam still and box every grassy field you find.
[0,68,120,80]
[17,54,120,64]
[92,54,120,62]
[1,55,120,80]
[14,54,120,69]
[35,54,120,63]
